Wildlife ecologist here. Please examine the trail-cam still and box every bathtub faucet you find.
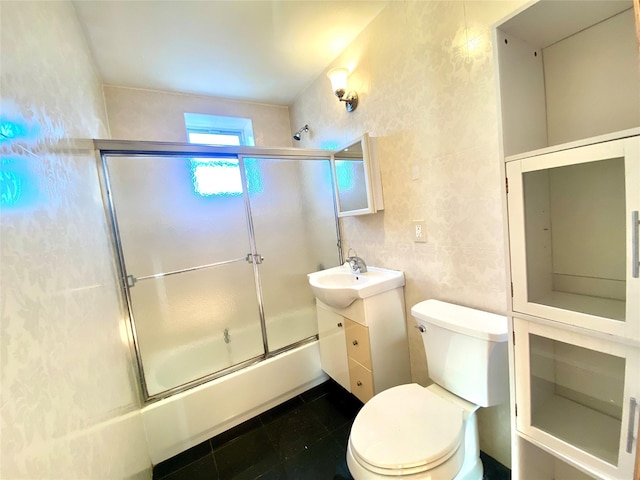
[346,248,368,274]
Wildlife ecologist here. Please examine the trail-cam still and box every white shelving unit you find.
[493,1,640,479]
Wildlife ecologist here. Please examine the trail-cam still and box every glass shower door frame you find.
[239,154,342,357]
[96,140,341,402]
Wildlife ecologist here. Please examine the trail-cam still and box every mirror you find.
[332,133,383,217]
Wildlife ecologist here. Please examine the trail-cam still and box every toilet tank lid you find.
[411,299,508,342]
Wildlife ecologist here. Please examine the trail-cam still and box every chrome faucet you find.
[346,248,368,274]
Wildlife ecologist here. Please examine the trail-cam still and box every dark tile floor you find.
[153,379,511,480]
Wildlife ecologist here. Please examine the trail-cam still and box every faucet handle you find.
[348,257,358,272]
[347,247,357,259]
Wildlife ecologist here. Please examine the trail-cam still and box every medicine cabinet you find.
[332,133,384,217]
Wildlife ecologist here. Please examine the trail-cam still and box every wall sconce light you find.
[327,67,358,112]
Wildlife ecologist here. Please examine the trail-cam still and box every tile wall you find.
[103,86,293,147]
[0,1,150,477]
[289,0,528,467]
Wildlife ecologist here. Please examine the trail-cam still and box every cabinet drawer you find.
[345,319,372,370]
[349,358,374,403]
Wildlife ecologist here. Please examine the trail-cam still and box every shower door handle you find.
[125,256,249,287]
[626,397,638,453]
[632,211,639,278]
[245,253,264,265]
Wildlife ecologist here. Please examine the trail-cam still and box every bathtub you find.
[144,332,264,398]
[141,339,328,464]
[144,305,319,397]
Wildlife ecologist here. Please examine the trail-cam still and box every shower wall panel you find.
[0,2,150,477]
[103,85,293,147]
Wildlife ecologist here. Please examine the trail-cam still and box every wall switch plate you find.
[412,220,427,243]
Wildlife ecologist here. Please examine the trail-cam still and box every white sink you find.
[307,264,405,309]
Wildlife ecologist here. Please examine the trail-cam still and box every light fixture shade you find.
[327,67,349,93]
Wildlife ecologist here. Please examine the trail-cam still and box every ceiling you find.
[73,1,388,106]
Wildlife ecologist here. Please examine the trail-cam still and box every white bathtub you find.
[141,340,328,464]
[145,332,263,397]
[144,306,318,397]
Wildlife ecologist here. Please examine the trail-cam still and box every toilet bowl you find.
[346,300,508,480]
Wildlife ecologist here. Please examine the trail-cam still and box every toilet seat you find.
[349,384,465,476]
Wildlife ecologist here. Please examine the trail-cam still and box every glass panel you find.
[106,155,250,277]
[522,157,626,321]
[246,158,340,351]
[131,264,264,396]
[105,154,263,397]
[529,334,625,465]
[335,159,368,212]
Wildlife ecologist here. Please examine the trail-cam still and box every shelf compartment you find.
[530,292,625,323]
[514,318,640,480]
[531,390,621,466]
[529,333,625,467]
[495,1,638,158]
[515,435,600,480]
[506,134,640,338]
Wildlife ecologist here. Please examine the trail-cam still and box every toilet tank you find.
[411,299,508,407]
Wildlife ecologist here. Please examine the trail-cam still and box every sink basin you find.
[307,264,405,309]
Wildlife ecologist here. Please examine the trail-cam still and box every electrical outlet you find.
[412,221,427,243]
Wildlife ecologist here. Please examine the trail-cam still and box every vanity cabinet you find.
[315,288,410,403]
[494,1,640,478]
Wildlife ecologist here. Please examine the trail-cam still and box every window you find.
[187,130,242,146]
[184,113,255,146]
[190,158,243,197]
[184,113,256,197]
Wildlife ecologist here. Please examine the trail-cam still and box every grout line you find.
[210,451,220,479]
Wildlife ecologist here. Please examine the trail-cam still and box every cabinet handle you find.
[632,211,639,279]
[626,397,638,453]
[352,340,358,346]
[357,381,362,387]
[337,322,343,328]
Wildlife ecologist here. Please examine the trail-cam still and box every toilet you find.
[346,299,508,480]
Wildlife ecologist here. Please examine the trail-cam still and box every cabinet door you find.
[316,304,350,391]
[507,136,640,339]
[514,318,640,479]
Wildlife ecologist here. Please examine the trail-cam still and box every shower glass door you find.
[244,157,340,351]
[105,154,264,397]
